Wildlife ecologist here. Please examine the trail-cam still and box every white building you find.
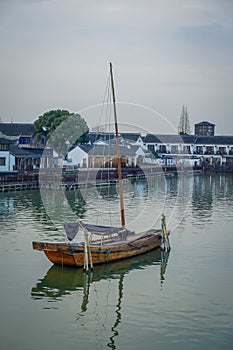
[63,140,154,169]
[0,132,16,172]
[144,134,233,166]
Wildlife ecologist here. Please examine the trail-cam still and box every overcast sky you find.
[0,0,233,135]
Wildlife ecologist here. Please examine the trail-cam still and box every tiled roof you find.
[68,144,94,154]
[0,131,17,144]
[10,145,53,158]
[78,144,94,153]
[119,133,141,141]
[195,136,233,145]
[144,134,233,145]
[144,134,196,144]
[143,134,161,143]
[157,134,197,144]
[0,123,36,137]
[195,121,215,126]
[89,132,142,143]
[88,144,138,156]
[88,132,115,143]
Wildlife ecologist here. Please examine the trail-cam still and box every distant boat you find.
[32,63,171,270]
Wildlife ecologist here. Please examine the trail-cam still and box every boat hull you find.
[33,230,166,268]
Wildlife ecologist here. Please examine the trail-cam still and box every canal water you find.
[0,173,233,350]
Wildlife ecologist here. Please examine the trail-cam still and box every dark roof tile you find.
[195,121,215,126]
[144,134,233,145]
[0,123,36,137]
[10,145,53,157]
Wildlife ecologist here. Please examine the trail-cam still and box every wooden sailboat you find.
[32,63,170,269]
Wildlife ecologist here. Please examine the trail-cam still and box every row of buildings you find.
[0,121,233,173]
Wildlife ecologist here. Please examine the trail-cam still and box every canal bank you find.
[0,164,233,192]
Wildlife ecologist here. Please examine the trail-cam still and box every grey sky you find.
[0,0,233,134]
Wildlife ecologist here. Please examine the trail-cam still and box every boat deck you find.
[89,229,162,247]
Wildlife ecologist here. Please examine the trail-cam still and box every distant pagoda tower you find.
[178,105,191,135]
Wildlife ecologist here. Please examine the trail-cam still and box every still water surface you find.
[0,173,233,350]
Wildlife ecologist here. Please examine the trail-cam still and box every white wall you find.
[64,146,88,167]
[0,151,15,172]
[10,154,15,170]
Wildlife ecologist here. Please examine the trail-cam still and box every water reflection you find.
[0,197,14,216]
[1,174,233,350]
[65,190,87,218]
[96,183,118,200]
[191,174,233,222]
[31,249,170,348]
[129,178,148,198]
[192,175,213,218]
[31,250,169,301]
[1,173,232,234]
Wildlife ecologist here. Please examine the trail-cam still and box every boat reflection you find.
[31,249,170,302]
[32,249,169,349]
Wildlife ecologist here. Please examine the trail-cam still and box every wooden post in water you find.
[161,213,170,251]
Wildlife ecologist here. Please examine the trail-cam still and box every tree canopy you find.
[34,109,89,155]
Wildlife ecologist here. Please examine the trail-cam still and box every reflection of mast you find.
[107,274,124,349]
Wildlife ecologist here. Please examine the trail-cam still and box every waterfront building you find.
[194,121,215,136]
[88,132,143,147]
[88,132,115,144]
[144,132,233,166]
[119,133,144,147]
[1,120,233,172]
[63,138,153,169]
[9,145,55,171]
[0,123,55,172]
[0,132,17,172]
[63,144,93,168]
[0,133,55,172]
[0,123,36,146]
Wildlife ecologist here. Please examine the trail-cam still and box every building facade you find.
[194,121,215,136]
[0,133,16,172]
[144,133,233,166]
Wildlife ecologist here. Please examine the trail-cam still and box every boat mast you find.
[109,62,126,229]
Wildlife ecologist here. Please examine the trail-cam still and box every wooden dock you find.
[0,182,39,192]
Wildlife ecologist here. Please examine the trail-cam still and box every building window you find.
[19,137,31,145]
[171,145,179,153]
[148,145,154,152]
[0,143,9,151]
[0,157,6,166]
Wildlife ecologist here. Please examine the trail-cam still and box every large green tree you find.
[34,109,89,155]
